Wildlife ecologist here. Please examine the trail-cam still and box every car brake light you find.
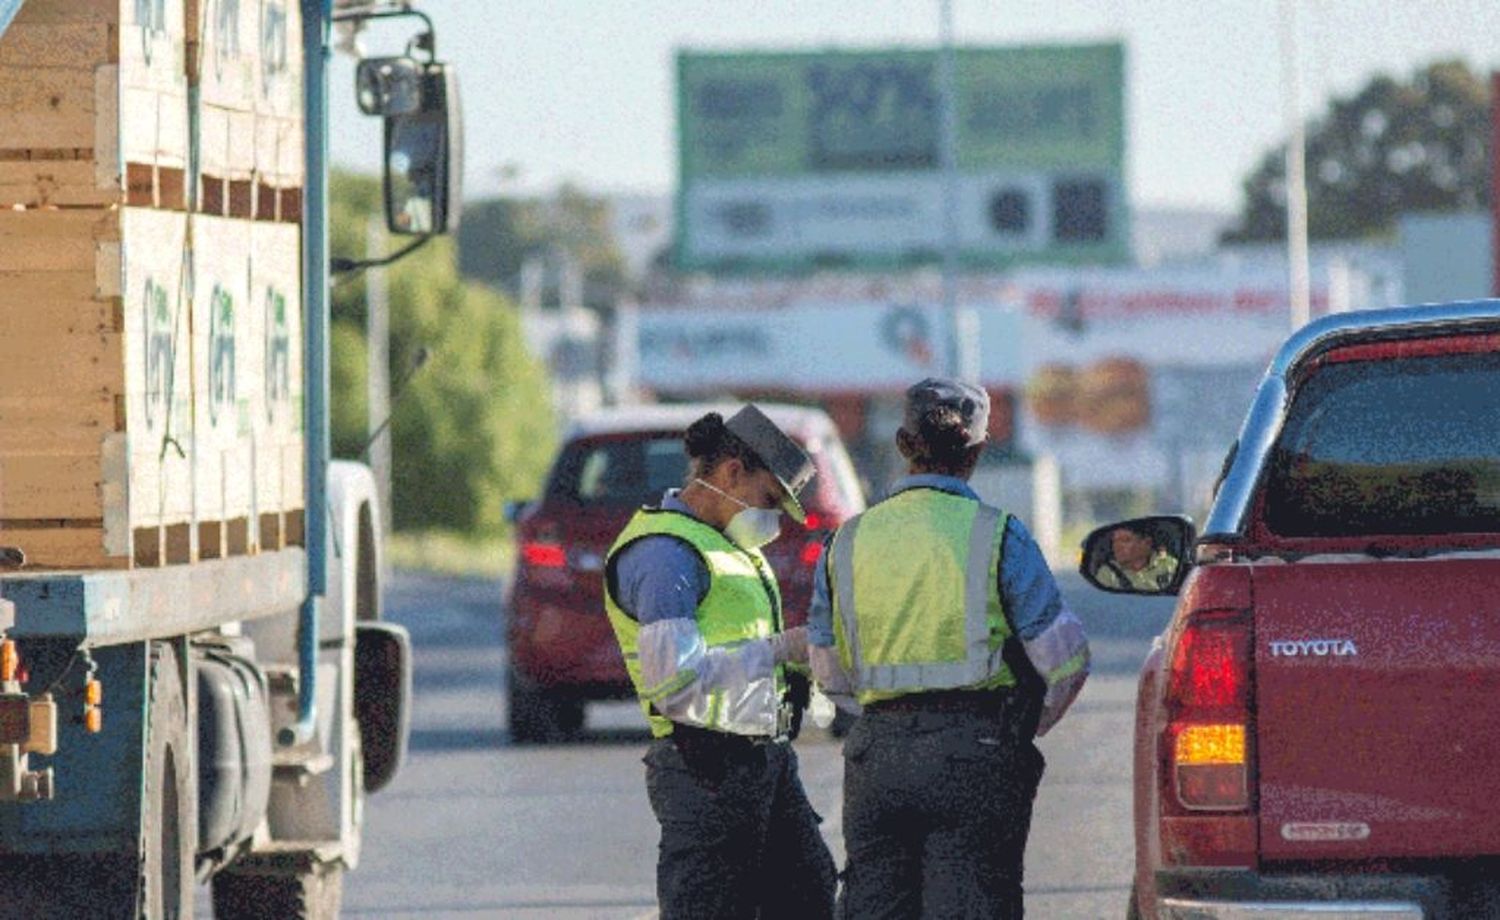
[799,540,824,566]
[521,542,567,568]
[803,513,824,531]
[1165,609,1252,811]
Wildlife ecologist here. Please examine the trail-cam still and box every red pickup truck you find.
[1082,302,1500,919]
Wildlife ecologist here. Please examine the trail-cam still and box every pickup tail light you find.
[521,542,567,569]
[1165,609,1252,811]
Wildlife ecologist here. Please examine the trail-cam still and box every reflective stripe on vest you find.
[830,490,1013,699]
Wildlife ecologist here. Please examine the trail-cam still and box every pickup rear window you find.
[1263,351,1500,536]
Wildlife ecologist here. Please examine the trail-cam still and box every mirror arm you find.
[331,234,433,276]
[332,4,437,59]
[358,346,431,460]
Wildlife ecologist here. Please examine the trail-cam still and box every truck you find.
[0,0,463,916]
[1080,301,1500,919]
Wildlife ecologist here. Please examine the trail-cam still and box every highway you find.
[338,570,1176,919]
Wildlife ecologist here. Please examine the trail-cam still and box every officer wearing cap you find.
[808,378,1091,919]
[604,405,837,919]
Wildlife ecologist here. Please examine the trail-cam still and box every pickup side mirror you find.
[383,61,463,236]
[1079,515,1196,596]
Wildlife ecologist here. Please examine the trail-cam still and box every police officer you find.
[604,405,837,920]
[809,379,1092,919]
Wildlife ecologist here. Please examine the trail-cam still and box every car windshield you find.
[547,436,689,507]
[1263,350,1500,537]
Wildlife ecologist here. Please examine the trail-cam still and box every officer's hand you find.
[768,626,810,665]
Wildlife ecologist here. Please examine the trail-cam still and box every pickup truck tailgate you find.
[1254,557,1500,860]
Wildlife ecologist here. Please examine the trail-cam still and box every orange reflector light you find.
[0,640,17,683]
[85,679,102,707]
[84,707,102,734]
[1175,723,1246,765]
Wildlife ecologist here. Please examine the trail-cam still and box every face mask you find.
[695,478,783,548]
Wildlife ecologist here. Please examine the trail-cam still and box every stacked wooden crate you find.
[0,0,305,569]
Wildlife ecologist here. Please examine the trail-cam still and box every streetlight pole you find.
[1279,0,1311,330]
[938,0,979,382]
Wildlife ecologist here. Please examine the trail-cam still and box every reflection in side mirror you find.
[356,56,424,116]
[1079,515,1196,596]
[383,62,463,236]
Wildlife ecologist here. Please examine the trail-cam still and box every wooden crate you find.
[0,0,306,569]
[0,0,304,212]
[247,220,305,544]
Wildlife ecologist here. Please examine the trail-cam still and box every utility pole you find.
[1279,0,1311,330]
[938,0,980,382]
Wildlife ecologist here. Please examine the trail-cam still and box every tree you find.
[1223,60,1490,243]
[456,184,629,311]
[329,172,558,535]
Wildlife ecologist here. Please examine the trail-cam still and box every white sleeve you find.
[637,618,779,736]
[809,645,863,715]
[1021,605,1091,737]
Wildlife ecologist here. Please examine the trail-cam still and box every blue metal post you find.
[283,0,333,747]
[0,1,25,40]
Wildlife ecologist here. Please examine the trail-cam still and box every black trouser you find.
[838,707,1046,920]
[645,726,837,920]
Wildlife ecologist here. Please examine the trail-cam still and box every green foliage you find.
[1224,60,1490,242]
[456,184,629,310]
[329,171,558,535]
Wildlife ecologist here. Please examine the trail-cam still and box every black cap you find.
[725,404,815,522]
[902,377,990,447]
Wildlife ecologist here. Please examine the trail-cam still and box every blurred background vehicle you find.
[503,403,866,742]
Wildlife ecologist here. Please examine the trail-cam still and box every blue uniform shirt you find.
[611,491,712,625]
[806,473,1064,646]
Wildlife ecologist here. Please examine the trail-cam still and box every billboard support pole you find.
[938,0,978,383]
[1279,0,1311,330]
[1490,71,1500,296]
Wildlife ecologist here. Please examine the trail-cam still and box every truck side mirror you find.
[383,61,463,236]
[1079,515,1196,596]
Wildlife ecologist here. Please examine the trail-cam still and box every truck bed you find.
[1,548,306,645]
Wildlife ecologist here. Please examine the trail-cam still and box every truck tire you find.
[142,640,196,920]
[211,865,343,920]
[506,669,582,743]
[0,855,135,919]
[1126,880,1143,920]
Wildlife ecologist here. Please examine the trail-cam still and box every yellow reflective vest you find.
[604,508,786,738]
[828,488,1017,706]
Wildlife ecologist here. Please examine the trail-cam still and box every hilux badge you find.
[1268,638,1358,657]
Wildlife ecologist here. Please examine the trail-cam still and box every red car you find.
[1082,301,1500,919]
[505,403,867,742]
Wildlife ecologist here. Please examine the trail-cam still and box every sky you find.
[329,1,1500,213]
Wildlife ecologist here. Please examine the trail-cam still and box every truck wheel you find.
[507,669,581,743]
[0,855,135,919]
[211,865,343,920]
[142,640,196,920]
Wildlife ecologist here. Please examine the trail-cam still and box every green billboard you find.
[675,44,1127,272]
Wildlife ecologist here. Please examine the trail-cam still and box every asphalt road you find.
[338,570,1176,919]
